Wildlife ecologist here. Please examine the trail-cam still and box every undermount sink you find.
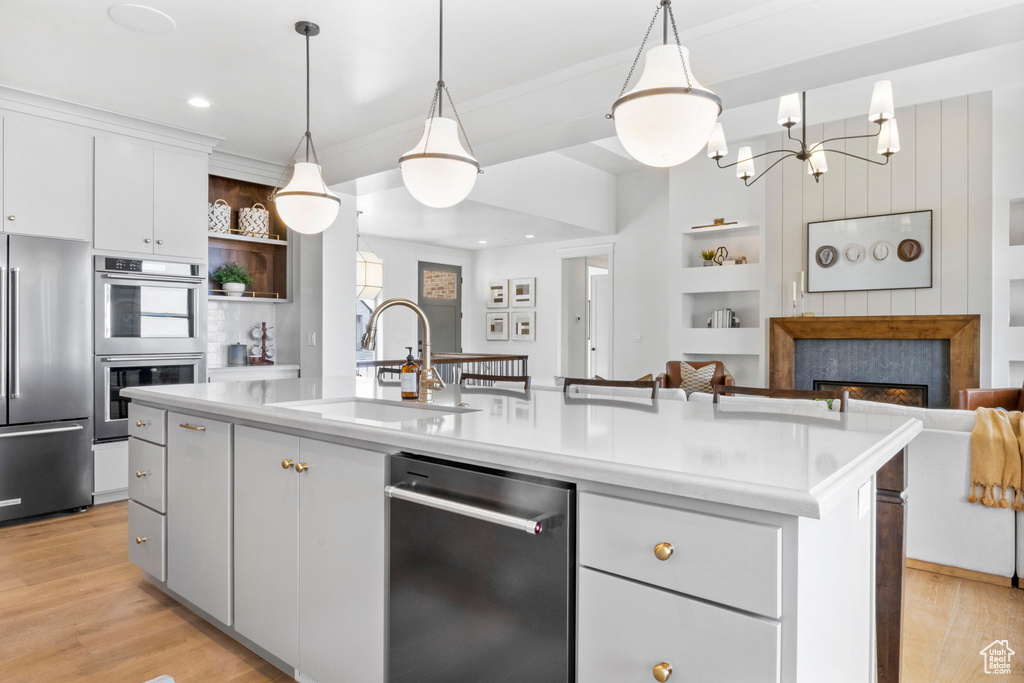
[268,397,477,424]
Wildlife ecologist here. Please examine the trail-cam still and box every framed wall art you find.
[486,280,508,309]
[807,210,932,293]
[511,277,536,307]
[486,312,509,341]
[511,311,535,342]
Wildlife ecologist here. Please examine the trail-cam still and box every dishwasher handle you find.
[385,484,545,535]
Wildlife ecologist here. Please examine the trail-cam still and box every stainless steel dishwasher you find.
[387,453,575,683]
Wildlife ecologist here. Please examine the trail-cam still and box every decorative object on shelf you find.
[399,0,481,208]
[713,245,728,265]
[722,255,747,266]
[238,203,270,237]
[211,262,255,297]
[486,312,509,341]
[807,210,932,293]
[511,277,536,307]
[609,0,721,168]
[709,82,899,186]
[355,211,383,301]
[227,343,247,367]
[707,308,739,328]
[700,249,716,267]
[691,218,737,230]
[486,279,508,309]
[208,198,231,233]
[511,311,535,341]
[270,21,340,235]
[249,322,276,366]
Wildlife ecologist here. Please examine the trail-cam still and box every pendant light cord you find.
[305,26,311,162]
[438,0,443,118]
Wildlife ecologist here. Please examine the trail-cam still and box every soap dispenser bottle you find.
[400,347,420,400]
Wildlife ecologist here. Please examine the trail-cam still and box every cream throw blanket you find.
[969,408,1024,509]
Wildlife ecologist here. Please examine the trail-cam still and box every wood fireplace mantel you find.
[769,315,980,409]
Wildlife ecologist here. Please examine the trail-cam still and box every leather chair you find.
[656,361,734,390]
[957,383,1024,411]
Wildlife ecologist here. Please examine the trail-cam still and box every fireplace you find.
[814,380,928,408]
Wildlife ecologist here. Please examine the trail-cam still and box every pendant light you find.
[270,21,340,235]
[399,0,481,208]
[355,211,384,301]
[609,0,722,168]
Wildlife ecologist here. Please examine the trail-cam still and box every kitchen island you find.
[123,376,922,683]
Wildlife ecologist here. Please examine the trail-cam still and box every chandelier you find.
[708,81,899,186]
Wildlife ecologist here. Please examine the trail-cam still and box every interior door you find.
[590,274,611,379]
[8,236,92,425]
[417,262,462,353]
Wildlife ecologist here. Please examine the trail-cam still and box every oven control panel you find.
[104,258,143,272]
[98,257,201,277]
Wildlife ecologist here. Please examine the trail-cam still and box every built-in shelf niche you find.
[683,290,759,329]
[1011,361,1024,387]
[1009,198,1024,247]
[682,224,760,268]
[1010,279,1024,327]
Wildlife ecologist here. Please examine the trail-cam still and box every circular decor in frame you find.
[815,245,839,268]
[897,238,923,262]
[842,243,866,264]
[870,240,892,262]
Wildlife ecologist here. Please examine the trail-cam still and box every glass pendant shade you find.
[400,117,479,208]
[612,45,721,168]
[869,80,894,123]
[355,249,384,300]
[777,93,801,127]
[274,162,340,235]
[706,122,728,159]
[877,119,900,156]
[807,146,828,176]
[736,146,755,180]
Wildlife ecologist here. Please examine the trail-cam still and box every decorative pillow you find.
[594,374,653,382]
[678,362,716,396]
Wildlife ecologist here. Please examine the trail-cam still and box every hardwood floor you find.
[2,501,1023,681]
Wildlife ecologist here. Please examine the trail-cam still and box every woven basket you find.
[208,198,230,233]
[239,203,270,237]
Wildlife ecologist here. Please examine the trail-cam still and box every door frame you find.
[417,261,463,354]
[557,243,614,378]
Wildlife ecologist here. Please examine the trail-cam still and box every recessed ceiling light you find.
[525,235,535,239]
[187,97,212,108]
[108,4,176,34]
[478,240,487,244]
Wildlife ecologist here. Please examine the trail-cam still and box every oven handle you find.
[384,484,546,535]
[101,273,205,284]
[100,354,204,362]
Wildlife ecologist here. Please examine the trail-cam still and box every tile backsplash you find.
[207,301,279,366]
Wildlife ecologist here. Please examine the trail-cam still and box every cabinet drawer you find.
[129,438,166,513]
[578,568,780,683]
[128,500,166,582]
[129,404,167,445]
[579,493,782,618]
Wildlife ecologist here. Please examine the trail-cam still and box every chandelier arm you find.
[821,148,892,167]
[785,125,807,153]
[714,147,802,170]
[816,122,884,148]
[742,153,799,187]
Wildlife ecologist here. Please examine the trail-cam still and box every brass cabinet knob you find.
[281,459,295,470]
[653,662,673,682]
[135,536,147,544]
[6,216,14,221]
[136,419,147,427]
[295,462,309,473]
[654,542,674,561]
[135,470,148,478]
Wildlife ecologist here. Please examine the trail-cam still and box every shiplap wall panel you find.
[782,131,804,317]
[803,123,825,316]
[941,96,970,314]
[968,92,994,383]
[822,119,847,317]
[867,120,894,316]
[914,101,943,315]
[844,116,869,316]
[889,105,918,315]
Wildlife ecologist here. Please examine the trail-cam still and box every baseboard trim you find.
[93,490,129,505]
[907,558,1013,587]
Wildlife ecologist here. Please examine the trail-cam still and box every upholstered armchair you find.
[957,383,1024,411]
[655,361,735,390]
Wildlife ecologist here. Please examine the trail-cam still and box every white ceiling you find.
[2,0,1021,177]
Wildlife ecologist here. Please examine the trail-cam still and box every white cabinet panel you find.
[129,438,166,513]
[93,441,129,494]
[3,117,92,240]
[233,426,300,667]
[94,136,154,253]
[129,500,166,582]
[129,404,167,445]
[154,149,208,260]
[166,411,232,625]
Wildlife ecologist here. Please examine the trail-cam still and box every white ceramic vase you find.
[223,282,246,298]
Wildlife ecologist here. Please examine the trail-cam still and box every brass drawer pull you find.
[653,662,673,682]
[135,470,149,478]
[135,419,148,427]
[295,462,310,473]
[135,536,147,544]
[282,459,295,469]
[179,423,206,432]
[654,542,674,561]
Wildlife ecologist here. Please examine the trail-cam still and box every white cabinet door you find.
[154,149,208,260]
[94,136,154,254]
[166,411,233,625]
[233,426,300,667]
[297,439,387,683]
[3,116,92,240]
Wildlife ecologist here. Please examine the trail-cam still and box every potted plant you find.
[211,262,255,297]
[700,249,717,267]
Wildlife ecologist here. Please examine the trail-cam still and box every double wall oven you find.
[93,257,206,441]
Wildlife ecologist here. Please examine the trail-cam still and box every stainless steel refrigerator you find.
[0,236,92,523]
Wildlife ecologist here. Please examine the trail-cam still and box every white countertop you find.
[123,377,922,519]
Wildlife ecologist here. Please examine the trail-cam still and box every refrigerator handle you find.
[0,266,6,401]
[10,267,19,399]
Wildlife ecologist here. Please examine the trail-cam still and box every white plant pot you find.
[223,282,246,298]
